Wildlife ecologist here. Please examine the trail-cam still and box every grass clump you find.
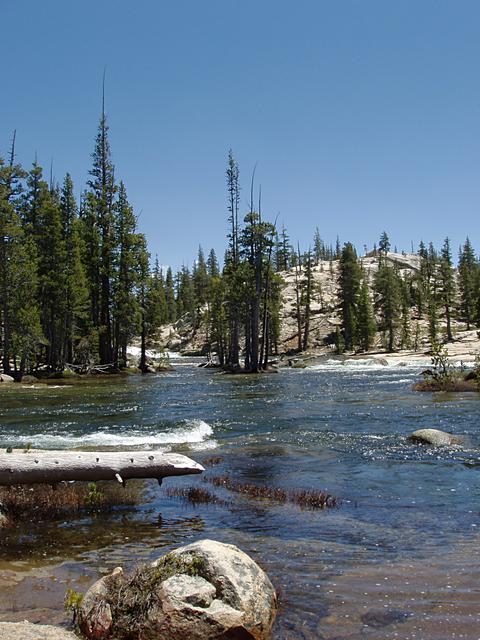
[0,480,141,523]
[64,588,84,625]
[201,455,224,467]
[165,485,224,505]
[204,475,338,510]
[106,553,207,639]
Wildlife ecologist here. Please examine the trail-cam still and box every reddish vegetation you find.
[201,455,224,467]
[204,475,338,509]
[0,481,140,522]
[165,486,223,505]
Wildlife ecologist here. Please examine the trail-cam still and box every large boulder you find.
[79,539,277,640]
[409,428,462,446]
[0,374,14,383]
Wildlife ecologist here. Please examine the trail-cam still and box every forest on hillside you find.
[1,113,480,378]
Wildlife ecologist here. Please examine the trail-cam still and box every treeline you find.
[334,232,480,353]
[0,109,172,379]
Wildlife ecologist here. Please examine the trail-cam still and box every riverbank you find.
[280,328,480,371]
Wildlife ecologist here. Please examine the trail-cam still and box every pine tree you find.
[0,149,28,375]
[439,238,455,341]
[8,234,43,378]
[164,267,177,323]
[86,97,117,364]
[399,277,412,349]
[357,278,376,351]
[275,225,291,272]
[113,182,142,365]
[193,246,209,308]
[313,227,323,264]
[239,187,277,371]
[144,258,168,349]
[35,172,68,370]
[338,242,362,351]
[335,236,341,259]
[60,174,89,364]
[176,266,195,319]
[458,238,477,329]
[301,249,313,350]
[207,248,219,278]
[207,275,227,365]
[374,258,402,352]
[378,231,391,255]
[137,237,150,373]
[225,150,241,368]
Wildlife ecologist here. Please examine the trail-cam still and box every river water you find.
[0,358,479,639]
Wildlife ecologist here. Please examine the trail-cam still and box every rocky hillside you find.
[153,252,480,361]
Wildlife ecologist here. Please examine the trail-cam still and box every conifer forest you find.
[1,112,480,380]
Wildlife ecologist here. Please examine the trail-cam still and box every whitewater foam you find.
[2,419,214,451]
[307,358,431,372]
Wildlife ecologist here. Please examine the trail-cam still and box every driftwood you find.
[0,451,204,487]
[65,362,118,374]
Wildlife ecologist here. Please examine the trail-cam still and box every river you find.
[0,357,479,639]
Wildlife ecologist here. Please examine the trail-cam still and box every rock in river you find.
[79,539,277,640]
[409,428,462,446]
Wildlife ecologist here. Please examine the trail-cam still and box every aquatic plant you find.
[85,482,103,505]
[0,480,142,521]
[204,475,338,509]
[64,587,83,625]
[165,485,223,505]
[201,455,224,467]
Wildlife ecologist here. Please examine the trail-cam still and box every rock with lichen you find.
[79,539,277,640]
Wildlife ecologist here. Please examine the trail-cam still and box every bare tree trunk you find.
[0,451,203,486]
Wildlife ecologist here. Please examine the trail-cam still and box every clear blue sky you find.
[1,0,479,268]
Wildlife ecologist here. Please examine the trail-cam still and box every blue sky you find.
[1,0,479,268]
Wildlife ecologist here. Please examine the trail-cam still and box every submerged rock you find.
[373,357,389,366]
[361,608,411,628]
[79,539,277,640]
[21,375,38,384]
[409,428,462,446]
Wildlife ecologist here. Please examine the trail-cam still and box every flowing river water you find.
[0,357,479,639]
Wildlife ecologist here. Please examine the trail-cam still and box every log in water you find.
[0,451,204,486]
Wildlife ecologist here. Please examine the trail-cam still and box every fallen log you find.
[0,451,204,487]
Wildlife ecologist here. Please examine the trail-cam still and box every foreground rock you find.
[79,539,277,640]
[0,622,77,640]
[409,428,462,446]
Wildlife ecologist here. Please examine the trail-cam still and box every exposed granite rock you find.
[80,539,277,640]
[0,622,77,640]
[409,428,462,446]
